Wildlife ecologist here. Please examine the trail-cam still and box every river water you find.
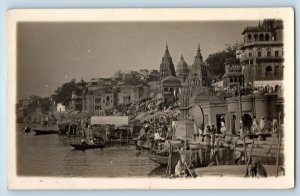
[17,123,165,177]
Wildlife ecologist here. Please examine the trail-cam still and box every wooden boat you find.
[24,126,31,133]
[70,143,105,150]
[33,130,59,135]
[150,151,181,165]
[150,154,169,165]
[32,124,59,135]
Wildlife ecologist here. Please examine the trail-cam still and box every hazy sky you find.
[17,21,258,100]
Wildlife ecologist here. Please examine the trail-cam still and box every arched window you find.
[275,66,279,76]
[273,32,277,41]
[254,34,258,41]
[266,66,272,77]
[259,33,264,41]
[265,34,270,41]
[247,34,252,42]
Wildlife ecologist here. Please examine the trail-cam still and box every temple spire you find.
[180,54,184,60]
[258,20,261,27]
[164,43,170,57]
[195,44,203,61]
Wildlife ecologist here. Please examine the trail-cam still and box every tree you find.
[54,79,78,106]
[205,43,241,79]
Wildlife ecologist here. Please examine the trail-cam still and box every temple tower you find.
[159,44,176,80]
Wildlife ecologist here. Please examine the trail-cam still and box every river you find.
[17,123,165,177]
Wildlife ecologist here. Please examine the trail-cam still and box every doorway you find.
[216,114,226,134]
[242,114,253,132]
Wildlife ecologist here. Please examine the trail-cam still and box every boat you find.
[150,154,169,165]
[32,123,60,135]
[24,126,31,133]
[70,143,105,150]
[150,150,181,165]
[33,130,59,135]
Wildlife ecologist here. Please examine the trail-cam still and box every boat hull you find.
[33,130,59,135]
[70,143,105,150]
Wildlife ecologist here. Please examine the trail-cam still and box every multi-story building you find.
[117,85,147,105]
[222,58,243,88]
[239,19,284,92]
[82,78,117,115]
[84,88,116,115]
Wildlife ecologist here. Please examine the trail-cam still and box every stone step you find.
[270,148,285,154]
[254,140,279,145]
[251,156,284,165]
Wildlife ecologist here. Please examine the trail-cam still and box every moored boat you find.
[32,124,60,135]
[70,143,105,150]
[33,130,59,135]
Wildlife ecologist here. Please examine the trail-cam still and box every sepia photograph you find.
[6,8,294,189]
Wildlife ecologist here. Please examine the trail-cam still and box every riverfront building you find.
[191,94,280,134]
[117,85,148,105]
[238,19,284,92]
[222,58,244,88]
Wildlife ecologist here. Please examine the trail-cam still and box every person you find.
[220,117,226,135]
[154,131,163,141]
[239,121,244,139]
[210,125,216,147]
[204,125,211,134]
[175,160,183,177]
[272,115,279,134]
[259,116,266,133]
[220,121,226,137]
[81,138,88,145]
[252,116,259,133]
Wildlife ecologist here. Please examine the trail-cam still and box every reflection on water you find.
[17,123,161,177]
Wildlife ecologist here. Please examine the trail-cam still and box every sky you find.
[17,21,258,100]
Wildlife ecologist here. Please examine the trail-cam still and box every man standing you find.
[272,115,279,134]
[259,116,266,133]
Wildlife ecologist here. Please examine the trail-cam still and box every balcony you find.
[240,55,284,64]
[241,41,283,49]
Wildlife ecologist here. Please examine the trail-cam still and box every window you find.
[266,66,272,77]
[258,69,262,77]
[254,34,258,41]
[95,98,101,103]
[247,34,252,41]
[230,78,233,83]
[259,33,264,41]
[248,52,252,57]
[265,34,270,41]
[267,51,271,57]
[257,51,261,57]
[275,51,279,57]
[275,66,279,76]
[234,78,237,82]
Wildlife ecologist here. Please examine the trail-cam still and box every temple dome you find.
[161,75,182,87]
[176,55,189,75]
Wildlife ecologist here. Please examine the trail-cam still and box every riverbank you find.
[195,165,283,177]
